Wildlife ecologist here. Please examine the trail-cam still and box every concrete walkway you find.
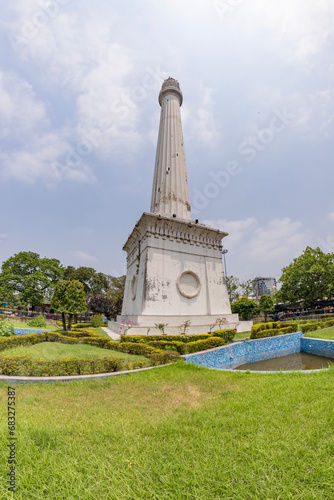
[102,326,121,341]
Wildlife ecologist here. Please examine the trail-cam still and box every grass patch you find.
[1,342,147,361]
[0,363,334,498]
[305,327,334,340]
[234,330,251,340]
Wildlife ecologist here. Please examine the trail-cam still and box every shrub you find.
[0,355,129,377]
[55,329,100,338]
[279,322,299,332]
[147,341,185,353]
[322,319,334,328]
[183,337,225,354]
[27,316,47,328]
[0,333,46,351]
[121,334,214,344]
[250,329,279,339]
[251,322,280,334]
[211,329,236,342]
[148,350,181,365]
[71,323,92,329]
[90,314,103,328]
[300,323,321,333]
[0,320,16,337]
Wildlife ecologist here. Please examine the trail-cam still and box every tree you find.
[63,266,110,298]
[107,275,126,316]
[0,251,63,307]
[259,294,275,322]
[278,247,334,307]
[226,276,240,303]
[51,280,86,331]
[240,278,255,298]
[231,298,260,320]
[87,295,116,320]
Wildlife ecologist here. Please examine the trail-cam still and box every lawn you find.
[1,361,334,499]
[1,342,146,361]
[305,327,334,340]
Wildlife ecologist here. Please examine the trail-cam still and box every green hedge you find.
[120,334,224,344]
[147,341,185,353]
[211,329,236,342]
[250,328,279,339]
[0,333,46,351]
[0,354,130,376]
[183,337,225,354]
[251,322,280,334]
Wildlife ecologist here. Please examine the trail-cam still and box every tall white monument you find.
[110,78,246,335]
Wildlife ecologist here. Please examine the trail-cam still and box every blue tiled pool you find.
[14,328,45,335]
[184,333,334,372]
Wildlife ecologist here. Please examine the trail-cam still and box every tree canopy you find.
[277,247,334,307]
[231,298,260,320]
[63,266,110,298]
[259,294,275,322]
[51,280,86,331]
[0,251,63,307]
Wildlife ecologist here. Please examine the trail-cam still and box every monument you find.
[109,78,250,335]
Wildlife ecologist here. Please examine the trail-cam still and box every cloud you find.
[248,218,307,263]
[328,213,334,222]
[204,217,257,245]
[71,250,98,263]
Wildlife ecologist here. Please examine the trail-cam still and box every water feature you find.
[184,333,334,372]
[235,352,334,371]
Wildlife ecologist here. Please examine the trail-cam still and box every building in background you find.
[253,277,277,298]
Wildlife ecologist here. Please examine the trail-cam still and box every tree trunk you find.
[62,312,67,332]
[67,314,73,331]
[74,315,78,325]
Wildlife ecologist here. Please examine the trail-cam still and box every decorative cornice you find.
[123,212,228,261]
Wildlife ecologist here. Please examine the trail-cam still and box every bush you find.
[71,323,92,329]
[211,329,236,342]
[27,316,47,328]
[279,322,299,332]
[300,323,321,333]
[90,314,103,328]
[147,341,185,353]
[0,354,130,377]
[322,319,334,328]
[121,334,215,344]
[183,337,225,354]
[251,322,280,334]
[0,333,46,351]
[250,328,279,339]
[0,320,16,337]
[55,329,100,338]
[148,350,181,365]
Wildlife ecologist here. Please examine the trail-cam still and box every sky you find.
[0,0,334,282]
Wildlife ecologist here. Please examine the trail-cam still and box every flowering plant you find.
[215,317,228,329]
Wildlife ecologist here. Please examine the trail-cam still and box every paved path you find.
[102,326,121,341]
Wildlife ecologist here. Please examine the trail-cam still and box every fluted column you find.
[150,78,191,220]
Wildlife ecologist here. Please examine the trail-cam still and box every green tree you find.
[51,280,87,331]
[231,298,260,320]
[63,266,110,298]
[107,275,126,316]
[226,276,240,303]
[278,247,334,307]
[0,251,63,307]
[240,278,255,298]
[259,294,275,322]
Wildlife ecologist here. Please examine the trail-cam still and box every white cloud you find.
[248,218,307,263]
[204,217,257,245]
[71,250,97,263]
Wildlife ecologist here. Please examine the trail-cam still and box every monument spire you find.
[150,77,191,220]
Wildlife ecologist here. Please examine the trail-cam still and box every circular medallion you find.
[176,270,201,299]
[131,275,137,300]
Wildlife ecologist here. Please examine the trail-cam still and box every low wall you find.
[301,337,334,358]
[184,333,304,370]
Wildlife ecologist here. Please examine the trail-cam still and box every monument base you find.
[108,314,253,336]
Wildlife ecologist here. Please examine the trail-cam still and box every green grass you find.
[234,330,251,340]
[1,342,146,361]
[1,363,334,499]
[305,326,334,340]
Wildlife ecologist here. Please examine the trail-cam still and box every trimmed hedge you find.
[251,322,280,334]
[147,341,185,353]
[0,333,46,351]
[121,334,223,344]
[250,328,279,339]
[211,329,236,342]
[0,355,130,377]
[183,337,225,354]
